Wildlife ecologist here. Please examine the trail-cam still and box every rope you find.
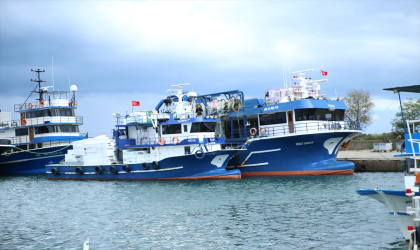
[2,144,72,156]
[358,135,403,170]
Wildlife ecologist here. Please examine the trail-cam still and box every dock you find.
[337,150,405,172]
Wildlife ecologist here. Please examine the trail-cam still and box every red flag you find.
[132,101,140,106]
[320,70,328,76]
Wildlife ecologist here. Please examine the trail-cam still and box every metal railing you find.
[130,134,220,146]
[0,116,83,128]
[14,101,77,111]
[5,133,86,145]
[231,120,361,139]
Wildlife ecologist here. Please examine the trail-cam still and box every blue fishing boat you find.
[196,69,362,176]
[46,83,242,180]
[0,69,86,175]
[357,85,420,242]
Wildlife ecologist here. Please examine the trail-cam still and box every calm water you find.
[0,173,409,249]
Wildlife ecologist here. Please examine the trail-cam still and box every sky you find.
[0,0,419,137]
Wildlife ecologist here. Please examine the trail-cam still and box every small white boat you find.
[357,85,420,245]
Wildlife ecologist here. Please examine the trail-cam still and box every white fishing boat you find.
[356,85,420,246]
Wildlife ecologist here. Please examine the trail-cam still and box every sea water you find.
[0,173,408,249]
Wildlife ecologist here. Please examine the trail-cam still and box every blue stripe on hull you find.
[229,131,358,176]
[46,150,241,181]
[0,145,71,175]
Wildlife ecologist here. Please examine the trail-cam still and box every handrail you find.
[0,116,83,128]
[5,135,84,145]
[230,120,361,139]
[14,101,77,111]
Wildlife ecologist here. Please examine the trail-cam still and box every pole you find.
[398,91,407,134]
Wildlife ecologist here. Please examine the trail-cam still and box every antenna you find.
[52,55,54,91]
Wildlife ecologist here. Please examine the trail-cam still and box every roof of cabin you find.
[383,85,420,93]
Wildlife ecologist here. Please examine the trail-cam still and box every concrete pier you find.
[337,150,405,172]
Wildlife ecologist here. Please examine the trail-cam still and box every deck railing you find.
[5,133,87,145]
[231,120,361,139]
[14,101,77,111]
[0,116,83,128]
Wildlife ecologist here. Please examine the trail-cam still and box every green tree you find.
[343,89,375,130]
[391,97,420,132]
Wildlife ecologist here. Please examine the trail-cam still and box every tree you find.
[390,97,420,132]
[342,89,375,130]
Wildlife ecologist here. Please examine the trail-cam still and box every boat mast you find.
[31,69,46,102]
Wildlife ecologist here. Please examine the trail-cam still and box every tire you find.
[110,166,118,175]
[152,161,159,170]
[51,168,59,176]
[75,167,84,175]
[142,163,149,170]
[95,166,103,174]
[122,165,131,172]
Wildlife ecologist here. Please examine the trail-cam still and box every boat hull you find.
[46,150,241,181]
[228,131,359,176]
[0,145,71,175]
[356,189,414,241]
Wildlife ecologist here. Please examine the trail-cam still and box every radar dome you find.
[70,85,78,92]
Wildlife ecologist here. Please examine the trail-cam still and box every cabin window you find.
[15,128,29,136]
[61,125,79,133]
[184,146,190,154]
[37,143,43,148]
[295,109,345,121]
[26,108,74,118]
[29,144,35,150]
[184,125,188,133]
[162,124,182,134]
[35,125,56,134]
[190,122,216,133]
[259,112,287,126]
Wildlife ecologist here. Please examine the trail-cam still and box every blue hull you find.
[46,150,241,181]
[228,131,359,176]
[0,145,71,175]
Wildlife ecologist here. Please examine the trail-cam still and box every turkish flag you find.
[320,70,328,76]
[132,101,140,106]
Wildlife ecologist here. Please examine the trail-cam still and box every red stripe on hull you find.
[48,174,241,181]
[241,169,354,177]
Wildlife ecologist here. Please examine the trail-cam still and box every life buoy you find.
[250,128,258,136]
[51,168,59,176]
[95,166,103,174]
[21,119,27,126]
[39,100,45,107]
[259,127,267,135]
[152,161,159,170]
[122,165,131,172]
[109,166,118,174]
[28,102,33,109]
[69,102,75,107]
[158,138,166,146]
[172,137,180,145]
[75,167,84,175]
[195,150,205,159]
[142,163,149,170]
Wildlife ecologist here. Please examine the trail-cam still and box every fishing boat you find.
[195,69,362,176]
[0,69,86,175]
[356,85,420,243]
[46,83,242,180]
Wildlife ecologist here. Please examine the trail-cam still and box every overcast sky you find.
[1,0,419,136]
